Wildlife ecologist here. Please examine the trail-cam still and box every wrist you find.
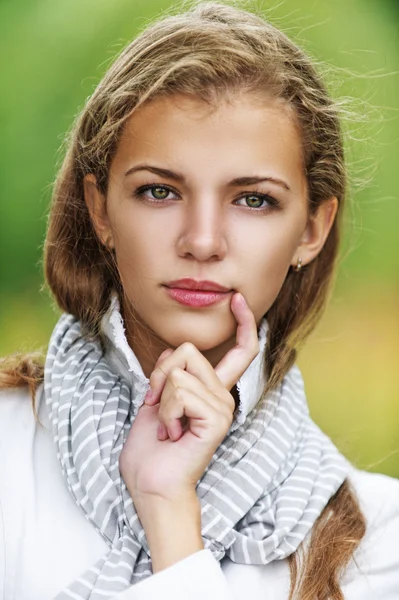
[134,492,204,573]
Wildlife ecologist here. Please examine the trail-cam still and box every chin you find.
[158,312,236,351]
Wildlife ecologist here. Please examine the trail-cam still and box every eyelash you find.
[133,183,281,212]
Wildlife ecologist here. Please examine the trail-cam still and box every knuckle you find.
[219,389,235,413]
[156,350,168,363]
[158,404,167,421]
[149,369,163,387]
[169,366,183,382]
[159,405,179,428]
[227,394,236,414]
[174,387,186,402]
[225,396,235,418]
[221,410,233,430]
[155,350,170,367]
[227,401,235,419]
[215,393,235,426]
[223,389,236,413]
[181,341,196,355]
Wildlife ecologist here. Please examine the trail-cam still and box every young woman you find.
[1,2,398,599]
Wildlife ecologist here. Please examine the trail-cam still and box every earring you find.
[293,257,303,272]
[104,234,114,250]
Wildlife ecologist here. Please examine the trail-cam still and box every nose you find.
[175,195,228,262]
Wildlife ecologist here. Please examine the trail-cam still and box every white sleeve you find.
[0,497,5,599]
[0,392,9,600]
[112,549,232,600]
[341,470,399,599]
[0,389,14,600]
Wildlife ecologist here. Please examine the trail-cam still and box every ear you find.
[83,174,114,249]
[291,197,338,268]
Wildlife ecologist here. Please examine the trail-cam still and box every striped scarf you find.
[44,298,349,599]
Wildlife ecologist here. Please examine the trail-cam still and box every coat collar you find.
[101,293,269,433]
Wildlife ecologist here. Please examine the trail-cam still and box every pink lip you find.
[164,278,231,292]
[163,286,232,307]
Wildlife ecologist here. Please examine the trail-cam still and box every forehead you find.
[112,92,305,188]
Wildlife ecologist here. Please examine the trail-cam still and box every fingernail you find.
[144,389,153,404]
[157,423,167,438]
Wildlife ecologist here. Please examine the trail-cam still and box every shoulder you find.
[348,465,399,526]
[0,383,44,445]
[0,383,45,501]
[342,466,399,598]
[0,382,42,413]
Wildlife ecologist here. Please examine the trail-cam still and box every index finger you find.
[214,292,260,391]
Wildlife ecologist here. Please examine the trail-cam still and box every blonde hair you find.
[1,2,366,597]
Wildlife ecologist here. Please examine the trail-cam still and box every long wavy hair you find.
[1,2,366,598]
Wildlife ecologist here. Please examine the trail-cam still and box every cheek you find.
[110,208,168,288]
[251,246,291,302]
[111,204,150,258]
[241,213,301,265]
[259,230,298,272]
[238,219,303,313]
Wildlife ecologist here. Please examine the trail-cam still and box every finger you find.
[157,422,169,441]
[151,348,174,375]
[147,342,226,405]
[155,348,174,366]
[158,387,230,442]
[144,348,174,405]
[214,292,260,390]
[146,292,259,405]
[160,367,235,419]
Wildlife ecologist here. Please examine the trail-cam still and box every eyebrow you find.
[124,164,291,191]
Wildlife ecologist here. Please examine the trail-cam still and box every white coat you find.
[1,307,398,599]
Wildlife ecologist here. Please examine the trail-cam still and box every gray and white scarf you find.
[44,294,349,599]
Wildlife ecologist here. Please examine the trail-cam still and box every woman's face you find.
[85,92,336,376]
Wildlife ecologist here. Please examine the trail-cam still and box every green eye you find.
[151,186,169,199]
[134,183,177,204]
[245,195,264,208]
[135,184,279,212]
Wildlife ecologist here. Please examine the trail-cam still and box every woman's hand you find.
[119,292,260,504]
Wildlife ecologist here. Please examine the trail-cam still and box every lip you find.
[164,278,232,292]
[163,286,232,307]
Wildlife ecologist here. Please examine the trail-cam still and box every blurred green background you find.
[0,0,398,476]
